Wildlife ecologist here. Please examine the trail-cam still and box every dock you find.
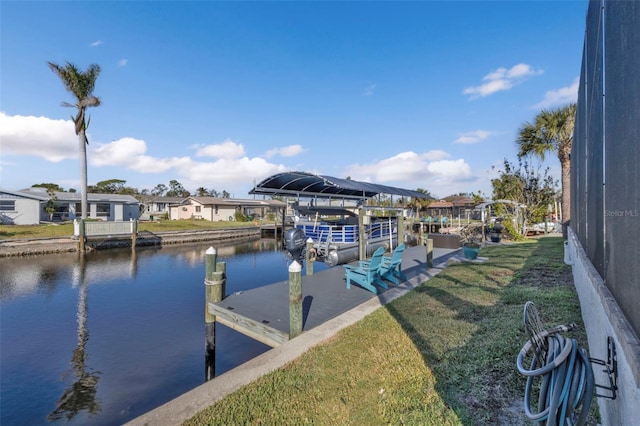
[209,245,460,347]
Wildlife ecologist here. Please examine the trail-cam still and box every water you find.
[0,238,328,425]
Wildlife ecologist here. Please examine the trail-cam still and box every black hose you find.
[517,329,595,425]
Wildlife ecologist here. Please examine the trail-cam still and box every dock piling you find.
[305,238,314,276]
[289,261,303,339]
[426,238,434,268]
[204,247,227,381]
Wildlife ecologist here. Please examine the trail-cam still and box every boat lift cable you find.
[516,302,595,425]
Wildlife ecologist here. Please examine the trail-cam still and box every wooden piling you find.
[78,219,86,252]
[289,261,302,339]
[358,208,366,261]
[305,238,314,276]
[426,238,434,268]
[205,247,226,322]
[204,247,226,381]
[131,219,138,248]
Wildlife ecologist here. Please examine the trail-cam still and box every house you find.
[0,189,49,225]
[2,187,141,223]
[425,200,454,219]
[169,197,286,221]
[138,196,186,220]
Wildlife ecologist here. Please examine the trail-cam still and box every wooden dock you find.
[209,245,459,347]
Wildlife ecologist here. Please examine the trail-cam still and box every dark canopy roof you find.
[249,171,431,200]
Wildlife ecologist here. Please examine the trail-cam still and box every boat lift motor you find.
[284,228,306,263]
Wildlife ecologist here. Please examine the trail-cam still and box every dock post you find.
[289,261,303,339]
[358,208,366,261]
[426,238,433,268]
[131,219,138,249]
[78,219,86,252]
[305,238,314,276]
[204,247,226,381]
[397,214,404,247]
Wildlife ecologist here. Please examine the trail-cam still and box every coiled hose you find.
[516,323,595,425]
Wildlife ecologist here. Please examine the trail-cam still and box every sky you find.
[1,0,587,200]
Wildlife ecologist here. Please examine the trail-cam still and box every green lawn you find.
[184,237,596,425]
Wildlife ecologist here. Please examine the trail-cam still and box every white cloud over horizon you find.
[532,77,579,109]
[463,63,543,99]
[0,112,482,197]
[454,130,492,144]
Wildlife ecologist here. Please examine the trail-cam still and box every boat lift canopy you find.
[249,171,431,201]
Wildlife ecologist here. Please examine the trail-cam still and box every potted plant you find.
[463,241,480,259]
[486,218,504,243]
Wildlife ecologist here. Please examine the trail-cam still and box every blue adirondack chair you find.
[379,243,407,285]
[343,246,387,294]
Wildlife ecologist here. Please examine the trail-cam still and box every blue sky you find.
[1,0,586,199]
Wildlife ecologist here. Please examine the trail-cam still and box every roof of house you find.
[18,188,139,204]
[0,189,49,201]
[427,200,454,208]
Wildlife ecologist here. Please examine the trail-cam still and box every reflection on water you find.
[49,256,102,421]
[1,237,316,425]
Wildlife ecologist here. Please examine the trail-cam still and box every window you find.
[97,203,110,217]
[215,205,219,214]
[0,200,15,211]
[195,206,201,213]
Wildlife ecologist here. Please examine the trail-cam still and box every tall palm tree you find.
[48,61,101,219]
[516,103,576,237]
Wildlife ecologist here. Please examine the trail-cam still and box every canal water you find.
[0,237,329,425]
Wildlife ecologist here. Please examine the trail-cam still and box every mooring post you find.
[397,213,404,247]
[305,238,314,276]
[131,219,138,249]
[358,207,366,261]
[426,238,434,268]
[78,219,86,252]
[289,261,302,339]
[204,247,226,381]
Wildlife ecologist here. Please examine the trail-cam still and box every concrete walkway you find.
[126,246,459,426]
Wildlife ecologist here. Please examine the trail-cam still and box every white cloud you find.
[532,77,579,109]
[345,151,472,184]
[454,130,492,144]
[363,83,377,96]
[118,58,128,67]
[90,40,104,47]
[423,150,450,161]
[264,144,304,158]
[194,139,246,159]
[463,63,543,99]
[0,113,77,162]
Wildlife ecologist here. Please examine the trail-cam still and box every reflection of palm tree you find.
[48,254,101,421]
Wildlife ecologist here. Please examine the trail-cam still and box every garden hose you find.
[516,327,595,425]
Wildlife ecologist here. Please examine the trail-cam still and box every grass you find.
[0,219,257,239]
[184,237,596,425]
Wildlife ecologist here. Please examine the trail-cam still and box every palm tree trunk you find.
[79,130,88,219]
[561,159,571,238]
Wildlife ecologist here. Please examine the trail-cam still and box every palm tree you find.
[516,103,576,237]
[48,61,101,220]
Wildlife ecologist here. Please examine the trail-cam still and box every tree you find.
[166,180,190,198]
[89,179,126,194]
[151,184,167,197]
[516,103,575,237]
[48,61,101,220]
[491,159,557,236]
[33,183,65,192]
[44,188,57,221]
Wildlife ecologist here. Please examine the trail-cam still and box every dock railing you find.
[73,219,137,237]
